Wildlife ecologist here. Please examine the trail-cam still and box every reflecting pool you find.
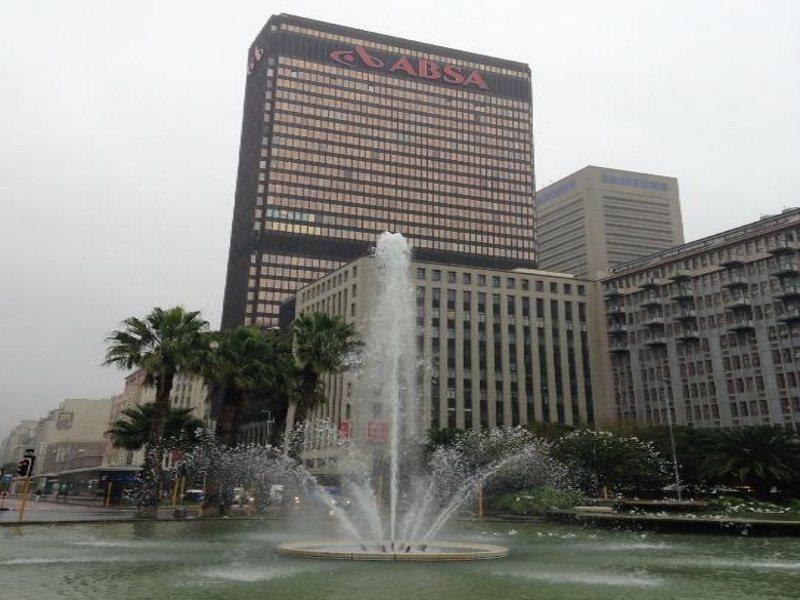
[1,520,798,600]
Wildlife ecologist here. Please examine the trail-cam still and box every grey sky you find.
[1,0,799,437]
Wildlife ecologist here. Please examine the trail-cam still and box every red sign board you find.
[338,421,352,438]
[330,46,488,90]
[366,421,389,443]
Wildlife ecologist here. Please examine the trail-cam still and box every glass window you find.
[462,273,472,285]
[433,270,442,282]
[417,268,426,280]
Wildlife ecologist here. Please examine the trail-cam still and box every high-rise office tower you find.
[536,166,683,279]
[222,14,536,329]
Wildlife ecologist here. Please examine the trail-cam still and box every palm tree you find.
[283,313,361,447]
[700,426,800,498]
[104,306,210,513]
[204,326,294,446]
[107,404,205,453]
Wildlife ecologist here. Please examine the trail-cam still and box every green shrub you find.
[707,496,789,514]
[489,486,584,515]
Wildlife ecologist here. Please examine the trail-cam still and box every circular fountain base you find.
[278,541,509,561]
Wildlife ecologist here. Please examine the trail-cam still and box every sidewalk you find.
[0,497,269,525]
[0,497,151,524]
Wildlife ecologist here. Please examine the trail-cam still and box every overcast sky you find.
[1,0,799,437]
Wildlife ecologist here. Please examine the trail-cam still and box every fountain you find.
[268,233,567,561]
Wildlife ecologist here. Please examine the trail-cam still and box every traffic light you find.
[17,458,32,477]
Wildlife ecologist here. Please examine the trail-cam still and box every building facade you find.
[103,370,210,468]
[35,398,113,474]
[0,420,38,467]
[222,14,536,329]
[600,208,800,430]
[294,256,602,439]
[536,166,683,279]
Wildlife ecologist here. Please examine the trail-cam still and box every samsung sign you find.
[602,173,668,192]
[536,179,577,205]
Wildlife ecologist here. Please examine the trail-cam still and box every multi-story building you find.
[599,207,800,430]
[294,255,602,440]
[103,370,210,468]
[222,14,536,329]
[536,166,684,278]
[35,398,113,474]
[0,420,38,467]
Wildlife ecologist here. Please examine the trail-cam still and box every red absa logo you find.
[330,46,384,68]
[330,45,488,90]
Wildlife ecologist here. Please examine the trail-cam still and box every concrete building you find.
[103,370,152,468]
[35,398,113,474]
[222,14,536,329]
[0,420,38,467]
[103,370,211,468]
[294,255,603,440]
[599,207,800,430]
[536,166,684,279]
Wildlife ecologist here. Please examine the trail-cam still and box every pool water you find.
[0,519,798,599]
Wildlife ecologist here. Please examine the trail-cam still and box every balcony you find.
[671,285,693,301]
[645,334,667,348]
[608,322,628,335]
[643,315,665,328]
[604,288,622,300]
[770,258,798,278]
[722,273,748,289]
[675,328,700,342]
[606,303,625,316]
[779,306,800,324]
[728,316,755,332]
[720,258,745,269]
[609,340,630,354]
[641,279,659,290]
[767,240,796,256]
[669,271,691,283]
[640,295,662,309]
[776,283,800,301]
[725,294,751,310]
[675,309,697,321]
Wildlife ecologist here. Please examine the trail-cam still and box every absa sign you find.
[330,46,488,90]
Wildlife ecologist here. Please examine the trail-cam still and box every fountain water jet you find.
[250,233,567,561]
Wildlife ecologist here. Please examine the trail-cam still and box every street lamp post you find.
[660,378,683,502]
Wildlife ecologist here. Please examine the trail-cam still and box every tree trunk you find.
[284,368,317,455]
[137,372,174,517]
[283,400,298,455]
[216,386,245,447]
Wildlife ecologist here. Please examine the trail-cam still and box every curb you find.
[0,516,279,527]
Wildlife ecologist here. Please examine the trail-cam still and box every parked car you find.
[233,487,254,507]
[183,489,204,503]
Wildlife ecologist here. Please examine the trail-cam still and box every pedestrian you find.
[34,488,42,503]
